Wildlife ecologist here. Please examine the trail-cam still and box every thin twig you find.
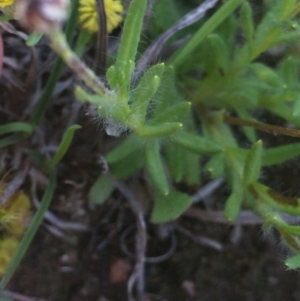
[134,212,147,299]
[224,114,300,138]
[43,223,77,244]
[31,176,91,232]
[185,208,300,225]
[112,179,143,215]
[192,178,224,204]
[184,208,263,225]
[177,225,223,251]
[113,179,146,301]
[121,225,177,263]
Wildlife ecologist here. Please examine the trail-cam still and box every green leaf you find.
[114,0,147,97]
[240,2,254,44]
[137,123,183,138]
[130,63,165,124]
[182,151,200,186]
[0,170,56,292]
[243,140,263,185]
[110,149,144,179]
[250,63,283,87]
[285,254,300,269]
[262,143,300,166]
[205,34,230,73]
[0,122,33,135]
[106,65,118,89]
[89,174,115,204]
[205,152,225,178]
[165,143,184,183]
[0,15,12,22]
[106,134,140,164]
[26,32,43,47]
[151,191,192,223]
[278,56,299,86]
[151,101,191,124]
[224,172,243,221]
[145,140,169,195]
[251,183,300,216]
[279,0,296,20]
[171,132,222,155]
[75,87,113,112]
[48,125,81,168]
[279,228,300,252]
[293,96,300,117]
[0,133,25,148]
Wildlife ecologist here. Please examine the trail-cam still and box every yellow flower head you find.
[0,0,13,9]
[0,190,31,236]
[78,0,123,34]
[0,237,18,276]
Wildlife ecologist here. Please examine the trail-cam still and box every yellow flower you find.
[0,237,18,276]
[0,0,13,9]
[78,0,123,34]
[0,190,31,236]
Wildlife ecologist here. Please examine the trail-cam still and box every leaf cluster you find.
[90,0,300,268]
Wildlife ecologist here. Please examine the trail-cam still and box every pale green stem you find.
[46,28,112,97]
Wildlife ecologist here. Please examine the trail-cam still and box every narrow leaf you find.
[0,122,33,135]
[106,134,140,164]
[151,101,191,124]
[130,63,165,124]
[250,63,282,87]
[183,151,201,186]
[206,34,229,73]
[110,149,144,179]
[48,125,81,168]
[251,183,300,216]
[26,32,43,47]
[243,140,262,185]
[89,174,115,204]
[279,0,296,20]
[262,143,300,166]
[205,152,225,178]
[285,254,300,270]
[114,0,147,97]
[224,172,243,221]
[151,191,192,223]
[240,2,254,43]
[0,133,25,148]
[165,143,184,183]
[137,123,183,138]
[145,140,169,195]
[171,132,222,155]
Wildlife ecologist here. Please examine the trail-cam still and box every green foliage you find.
[48,125,81,168]
[151,191,192,223]
[89,174,115,204]
[3,0,300,283]
[79,0,300,267]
